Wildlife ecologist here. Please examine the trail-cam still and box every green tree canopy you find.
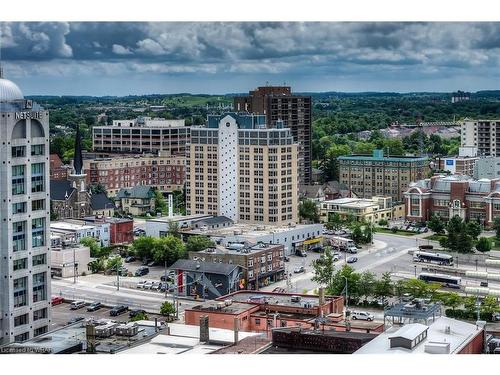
[427,214,445,234]
[186,235,215,253]
[312,246,336,288]
[160,301,176,319]
[299,199,320,223]
[152,235,186,266]
[374,272,394,303]
[131,236,157,260]
[476,237,491,253]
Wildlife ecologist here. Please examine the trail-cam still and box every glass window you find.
[13,276,28,308]
[11,146,26,158]
[14,313,29,327]
[32,254,47,267]
[14,332,29,343]
[13,258,27,271]
[33,308,47,321]
[32,272,46,303]
[32,199,45,211]
[13,221,26,252]
[32,218,45,248]
[31,163,45,193]
[34,326,48,337]
[12,165,25,195]
[31,144,45,156]
[12,202,27,214]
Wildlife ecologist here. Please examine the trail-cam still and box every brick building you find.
[49,154,69,180]
[184,291,346,333]
[83,152,185,197]
[403,174,500,227]
[234,86,312,184]
[92,117,190,156]
[339,149,429,202]
[81,217,134,245]
[189,243,285,290]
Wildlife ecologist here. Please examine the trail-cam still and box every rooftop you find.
[189,301,255,315]
[354,316,483,354]
[220,291,336,309]
[322,197,380,209]
[170,259,239,276]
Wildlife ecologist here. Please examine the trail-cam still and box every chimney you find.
[85,324,96,353]
[200,315,210,343]
[233,317,239,344]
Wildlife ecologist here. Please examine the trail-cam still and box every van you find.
[70,301,86,310]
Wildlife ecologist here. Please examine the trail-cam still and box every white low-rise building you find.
[50,235,91,278]
[50,219,110,247]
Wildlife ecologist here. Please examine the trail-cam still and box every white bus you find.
[418,272,461,289]
[413,251,454,266]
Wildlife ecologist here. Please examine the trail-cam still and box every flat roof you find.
[183,222,323,238]
[223,291,334,309]
[338,155,428,162]
[354,316,482,354]
[188,301,255,315]
[148,214,212,223]
[322,198,379,209]
[50,222,97,231]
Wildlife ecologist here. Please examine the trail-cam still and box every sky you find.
[1,22,500,96]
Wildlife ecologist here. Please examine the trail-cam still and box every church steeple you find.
[73,124,83,175]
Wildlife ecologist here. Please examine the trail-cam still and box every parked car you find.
[283,256,290,262]
[147,261,157,267]
[51,296,64,306]
[351,311,374,321]
[129,309,146,319]
[135,266,149,277]
[493,312,500,322]
[332,254,340,262]
[109,305,128,316]
[480,281,489,287]
[143,281,154,289]
[87,302,102,312]
[347,256,358,264]
[293,266,305,273]
[150,282,161,291]
[67,316,85,325]
[70,301,86,310]
[142,258,150,266]
[124,256,136,263]
[136,281,147,289]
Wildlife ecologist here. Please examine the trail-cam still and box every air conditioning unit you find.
[224,299,233,306]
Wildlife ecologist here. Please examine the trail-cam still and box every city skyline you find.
[2,22,500,96]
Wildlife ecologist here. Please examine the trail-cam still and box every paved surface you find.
[50,302,163,331]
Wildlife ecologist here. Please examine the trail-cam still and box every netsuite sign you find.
[15,111,42,120]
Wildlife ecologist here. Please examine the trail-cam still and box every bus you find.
[413,251,454,266]
[418,272,461,289]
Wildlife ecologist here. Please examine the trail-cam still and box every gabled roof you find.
[170,259,239,276]
[116,185,155,199]
[50,180,76,201]
[90,193,115,210]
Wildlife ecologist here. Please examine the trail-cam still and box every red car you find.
[51,296,64,305]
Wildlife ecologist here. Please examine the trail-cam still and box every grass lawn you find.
[374,227,417,236]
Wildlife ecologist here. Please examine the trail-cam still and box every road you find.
[260,233,418,294]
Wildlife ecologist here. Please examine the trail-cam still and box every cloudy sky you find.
[1,22,500,96]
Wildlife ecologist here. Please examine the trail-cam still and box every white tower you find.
[0,71,51,344]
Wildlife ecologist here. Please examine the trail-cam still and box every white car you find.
[351,311,374,321]
[143,281,154,289]
[136,281,147,289]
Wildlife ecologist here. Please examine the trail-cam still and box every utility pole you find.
[164,259,168,298]
[116,264,120,291]
[73,245,77,284]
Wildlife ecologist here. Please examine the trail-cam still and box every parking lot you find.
[50,302,163,330]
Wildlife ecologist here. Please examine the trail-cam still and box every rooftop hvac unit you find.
[216,302,225,310]
[424,341,450,354]
[224,299,233,306]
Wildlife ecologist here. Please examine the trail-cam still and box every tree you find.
[442,292,462,311]
[299,199,320,223]
[131,236,156,261]
[88,258,105,273]
[130,311,148,322]
[440,215,474,253]
[481,295,500,315]
[402,278,439,298]
[318,144,350,181]
[160,301,176,320]
[152,235,186,266]
[427,214,445,234]
[325,213,343,231]
[457,229,474,254]
[186,235,215,253]
[358,271,376,302]
[465,220,482,240]
[350,222,364,244]
[374,272,394,304]
[90,183,107,195]
[106,256,123,271]
[154,190,167,214]
[167,220,181,238]
[80,237,101,258]
[493,217,500,240]
[329,265,361,304]
[312,246,336,288]
[476,237,492,253]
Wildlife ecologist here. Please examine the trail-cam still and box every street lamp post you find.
[343,276,348,319]
[73,245,77,284]
[475,259,478,271]
[414,265,417,277]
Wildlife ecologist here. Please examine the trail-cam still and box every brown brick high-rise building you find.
[234,86,312,184]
